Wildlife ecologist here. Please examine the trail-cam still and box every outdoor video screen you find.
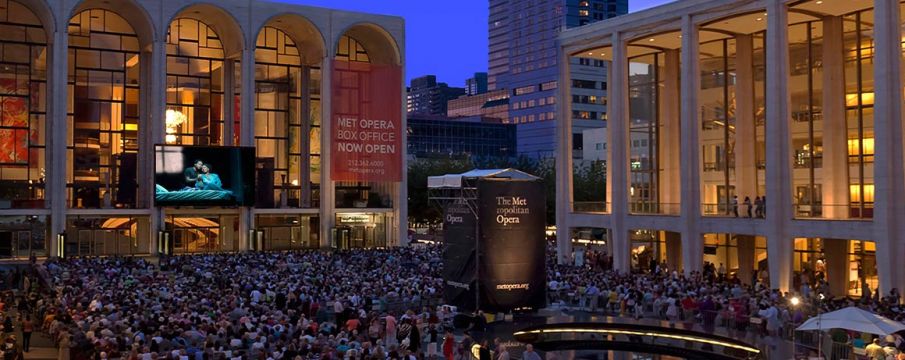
[154,145,255,206]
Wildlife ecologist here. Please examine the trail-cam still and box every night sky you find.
[276,0,675,87]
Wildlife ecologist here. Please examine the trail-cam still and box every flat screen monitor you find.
[154,145,255,206]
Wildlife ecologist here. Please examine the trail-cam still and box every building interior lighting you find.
[165,109,186,144]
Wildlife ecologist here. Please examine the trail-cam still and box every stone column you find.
[609,32,630,273]
[659,49,681,213]
[872,0,905,297]
[556,46,574,263]
[223,59,236,146]
[665,231,682,272]
[320,55,336,248]
[823,238,849,297]
[148,39,167,255]
[821,16,849,219]
[680,15,703,275]
[238,47,256,251]
[735,34,758,202]
[48,27,68,257]
[737,235,755,285]
[765,0,794,291]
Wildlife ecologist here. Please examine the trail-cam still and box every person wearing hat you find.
[867,338,885,360]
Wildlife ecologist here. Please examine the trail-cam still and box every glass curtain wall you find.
[165,18,225,146]
[0,215,47,257]
[843,10,874,219]
[254,27,320,208]
[65,215,150,256]
[753,32,767,202]
[628,53,663,214]
[700,38,737,215]
[789,21,825,218]
[255,214,319,250]
[67,9,140,209]
[0,0,46,210]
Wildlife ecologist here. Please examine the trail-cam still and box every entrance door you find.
[333,227,351,250]
[0,232,11,258]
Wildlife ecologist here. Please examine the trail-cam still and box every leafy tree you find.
[572,160,607,210]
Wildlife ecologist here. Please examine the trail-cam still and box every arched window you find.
[67,9,140,209]
[165,18,226,145]
[0,0,47,209]
[254,26,321,208]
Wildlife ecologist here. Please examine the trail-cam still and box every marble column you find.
[872,0,905,297]
[765,0,794,292]
[48,27,68,257]
[148,39,167,256]
[821,16,849,219]
[665,231,682,272]
[680,15,703,275]
[659,49,681,214]
[735,34,758,202]
[238,47,256,251]
[609,32,630,273]
[556,46,574,264]
[737,235,755,285]
[823,238,849,297]
[320,55,336,248]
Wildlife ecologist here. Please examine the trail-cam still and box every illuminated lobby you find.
[556,0,905,296]
[0,0,406,256]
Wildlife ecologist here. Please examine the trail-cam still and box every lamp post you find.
[817,293,825,359]
[790,296,800,359]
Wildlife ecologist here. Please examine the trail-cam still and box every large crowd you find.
[37,248,456,360]
[3,245,903,360]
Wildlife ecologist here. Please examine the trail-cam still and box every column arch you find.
[253,15,325,209]
[334,22,401,66]
[164,3,244,146]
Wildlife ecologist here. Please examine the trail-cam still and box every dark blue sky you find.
[277,0,674,87]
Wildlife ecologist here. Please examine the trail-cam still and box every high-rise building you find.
[407,114,516,160]
[406,75,466,116]
[488,0,628,157]
[447,89,510,121]
[466,72,489,95]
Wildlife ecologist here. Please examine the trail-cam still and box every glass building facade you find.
[558,0,905,294]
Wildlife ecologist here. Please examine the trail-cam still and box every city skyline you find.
[278,0,675,85]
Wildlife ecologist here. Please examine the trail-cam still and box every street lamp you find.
[790,296,801,359]
[817,293,825,359]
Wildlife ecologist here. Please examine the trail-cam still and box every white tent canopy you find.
[796,307,905,336]
[427,168,540,189]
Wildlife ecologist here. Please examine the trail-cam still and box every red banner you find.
[330,60,403,182]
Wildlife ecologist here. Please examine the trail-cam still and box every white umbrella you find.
[796,306,905,336]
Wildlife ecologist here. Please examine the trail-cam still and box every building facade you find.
[447,89,510,121]
[465,72,488,96]
[488,0,627,158]
[556,0,905,297]
[406,75,465,116]
[407,115,516,159]
[0,0,406,257]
